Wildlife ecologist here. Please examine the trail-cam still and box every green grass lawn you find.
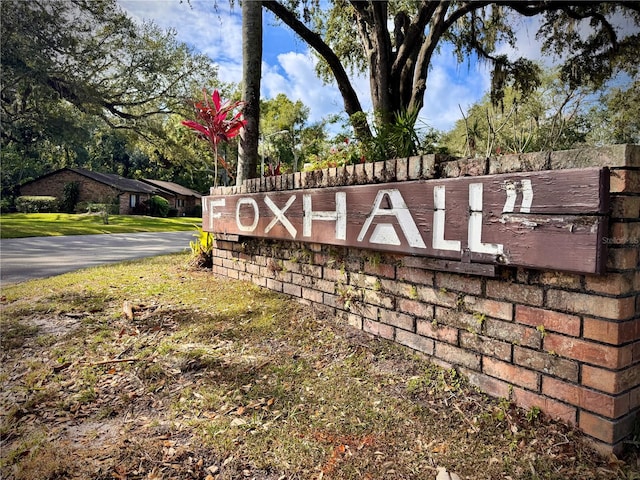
[0,213,202,238]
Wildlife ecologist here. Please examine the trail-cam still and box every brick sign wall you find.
[203,168,609,274]
[204,145,640,454]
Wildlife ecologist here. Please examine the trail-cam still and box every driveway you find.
[0,231,196,287]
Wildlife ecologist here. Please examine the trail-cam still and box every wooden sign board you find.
[202,168,609,274]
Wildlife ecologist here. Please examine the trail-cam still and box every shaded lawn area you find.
[1,253,638,479]
[0,213,202,238]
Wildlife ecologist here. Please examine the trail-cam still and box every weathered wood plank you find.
[203,168,609,274]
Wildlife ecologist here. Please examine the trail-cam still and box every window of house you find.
[130,194,139,208]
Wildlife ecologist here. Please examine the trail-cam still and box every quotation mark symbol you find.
[502,179,533,213]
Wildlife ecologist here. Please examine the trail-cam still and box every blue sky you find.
[118,1,548,133]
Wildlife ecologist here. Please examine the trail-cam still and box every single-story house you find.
[19,167,202,216]
[141,179,202,217]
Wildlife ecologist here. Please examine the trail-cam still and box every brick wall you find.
[207,144,639,454]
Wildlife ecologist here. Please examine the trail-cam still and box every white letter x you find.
[265,196,297,238]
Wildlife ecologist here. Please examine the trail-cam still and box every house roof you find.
[67,168,158,194]
[20,168,199,197]
[142,179,202,198]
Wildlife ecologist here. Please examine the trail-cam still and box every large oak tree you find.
[259,1,640,140]
[1,0,217,151]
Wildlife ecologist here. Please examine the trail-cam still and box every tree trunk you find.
[263,0,372,140]
[237,0,262,184]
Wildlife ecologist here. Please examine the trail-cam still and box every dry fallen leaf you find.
[435,466,461,480]
[122,301,134,320]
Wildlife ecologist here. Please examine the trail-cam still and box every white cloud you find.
[119,0,243,82]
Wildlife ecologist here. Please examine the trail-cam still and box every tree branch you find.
[263,0,372,138]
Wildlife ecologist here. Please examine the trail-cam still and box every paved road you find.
[0,231,196,287]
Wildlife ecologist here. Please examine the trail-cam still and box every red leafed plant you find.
[182,89,246,186]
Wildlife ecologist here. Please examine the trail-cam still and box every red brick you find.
[610,195,640,218]
[543,333,633,369]
[485,318,542,349]
[542,377,629,418]
[282,260,302,274]
[212,265,227,277]
[582,364,640,394]
[324,267,348,283]
[579,411,636,444]
[630,386,640,410]
[398,298,434,319]
[417,286,459,308]
[395,330,434,355]
[364,260,395,278]
[585,272,638,295]
[363,319,394,340]
[435,272,482,295]
[483,357,539,390]
[463,296,513,320]
[461,368,512,399]
[535,271,583,290]
[486,281,543,306]
[513,346,579,382]
[380,279,413,298]
[396,267,433,285]
[460,333,511,361]
[302,287,323,303]
[546,289,636,320]
[435,342,481,370]
[583,318,640,345]
[283,282,302,297]
[609,169,640,194]
[515,305,581,337]
[609,221,640,245]
[314,278,336,294]
[607,247,639,270]
[379,308,414,331]
[363,289,394,309]
[350,303,377,320]
[512,387,577,425]
[416,318,458,344]
[435,307,484,333]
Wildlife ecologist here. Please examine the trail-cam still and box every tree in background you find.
[260,94,310,173]
[261,1,639,145]
[441,67,638,157]
[1,0,218,198]
[586,81,640,146]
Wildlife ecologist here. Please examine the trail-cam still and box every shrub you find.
[15,196,58,213]
[147,195,170,218]
[60,182,80,213]
[188,205,202,217]
[0,197,14,213]
[188,227,213,269]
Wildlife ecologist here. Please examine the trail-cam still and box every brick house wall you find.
[19,169,157,215]
[19,170,119,206]
[205,144,639,454]
[154,192,201,216]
